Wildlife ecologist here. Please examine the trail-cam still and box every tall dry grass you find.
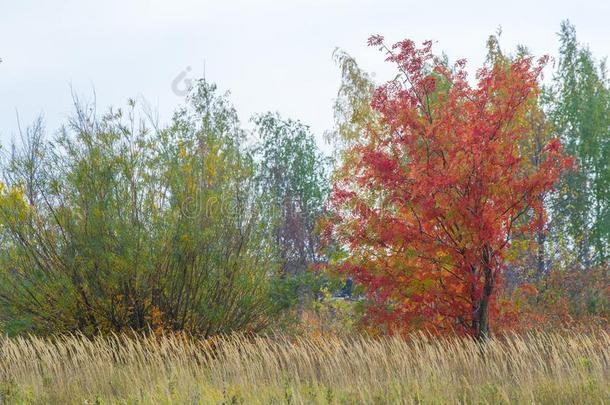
[0,331,607,404]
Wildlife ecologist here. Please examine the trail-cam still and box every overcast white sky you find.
[1,0,609,148]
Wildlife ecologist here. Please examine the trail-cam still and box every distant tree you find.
[325,36,571,339]
[326,49,378,156]
[253,112,329,276]
[545,21,610,268]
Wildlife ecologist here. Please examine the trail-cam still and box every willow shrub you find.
[0,81,287,336]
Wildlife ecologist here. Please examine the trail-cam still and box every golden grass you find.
[0,331,608,404]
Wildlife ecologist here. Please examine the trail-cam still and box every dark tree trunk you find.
[473,248,495,340]
[535,209,547,281]
[475,274,493,340]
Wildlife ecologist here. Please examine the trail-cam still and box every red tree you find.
[324,36,572,338]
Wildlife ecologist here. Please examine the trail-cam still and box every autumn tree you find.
[324,36,571,339]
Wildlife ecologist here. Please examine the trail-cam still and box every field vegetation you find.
[0,331,608,404]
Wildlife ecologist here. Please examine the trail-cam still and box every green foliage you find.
[545,20,610,267]
[253,112,329,275]
[252,113,330,319]
[309,284,363,336]
[326,49,378,157]
[0,81,284,336]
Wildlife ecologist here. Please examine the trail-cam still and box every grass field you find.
[0,331,608,404]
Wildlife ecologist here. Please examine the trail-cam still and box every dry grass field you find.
[0,331,608,404]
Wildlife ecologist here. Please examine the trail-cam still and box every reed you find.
[0,330,608,404]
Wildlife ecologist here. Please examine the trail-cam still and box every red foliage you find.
[324,36,573,338]
[495,266,610,333]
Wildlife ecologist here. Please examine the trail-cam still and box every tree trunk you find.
[474,249,495,340]
[535,203,547,281]
[476,288,491,340]
[536,229,546,278]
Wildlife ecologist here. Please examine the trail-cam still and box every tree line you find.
[0,21,607,337]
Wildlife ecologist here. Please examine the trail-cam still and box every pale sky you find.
[1,0,609,148]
